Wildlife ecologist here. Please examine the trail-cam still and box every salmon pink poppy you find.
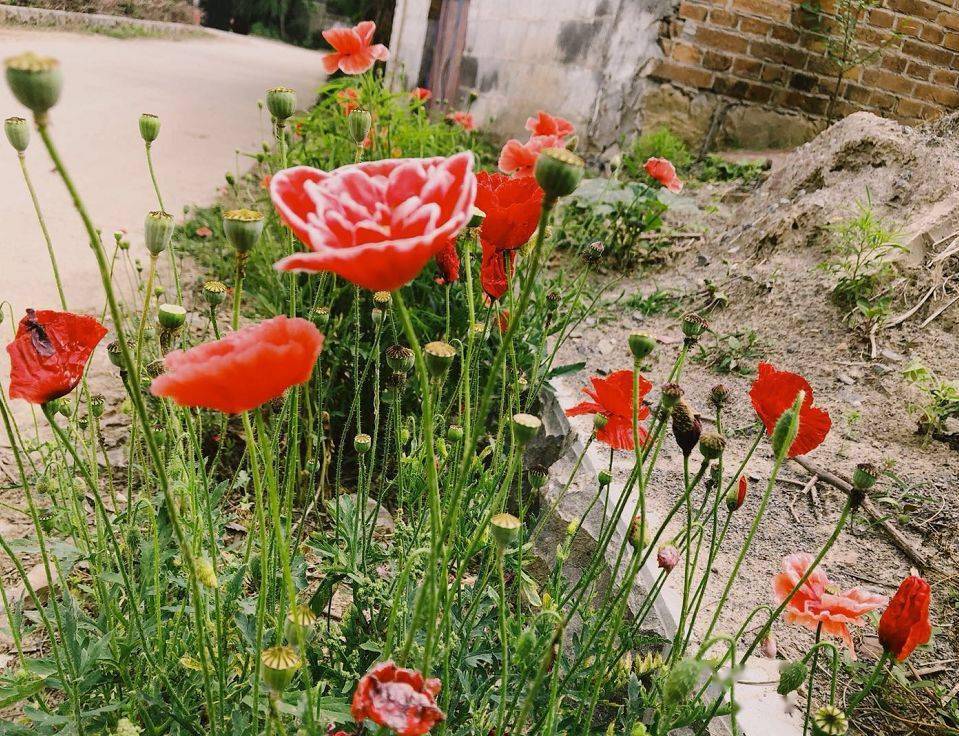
[773,553,886,655]
[644,157,683,193]
[434,240,459,284]
[150,316,323,414]
[566,370,653,450]
[270,153,477,291]
[475,172,544,253]
[446,111,475,131]
[525,111,574,139]
[321,21,389,75]
[750,362,831,457]
[878,575,931,661]
[351,661,445,736]
[411,87,431,102]
[480,238,514,301]
[498,135,562,178]
[6,309,107,405]
[336,87,360,115]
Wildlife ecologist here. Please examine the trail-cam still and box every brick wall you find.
[654,0,959,126]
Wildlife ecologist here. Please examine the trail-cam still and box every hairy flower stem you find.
[144,142,182,303]
[232,253,245,330]
[16,152,67,308]
[35,120,219,736]
[846,650,890,714]
[803,624,824,736]
[495,548,510,736]
[134,253,158,370]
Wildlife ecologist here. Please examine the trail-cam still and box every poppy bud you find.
[662,659,701,708]
[311,306,330,327]
[145,211,174,256]
[424,341,456,379]
[468,207,486,228]
[878,574,931,662]
[386,345,415,373]
[598,469,612,487]
[138,113,160,144]
[534,147,585,201]
[4,116,29,153]
[811,705,847,736]
[657,544,680,573]
[446,424,464,442]
[760,633,777,659]
[661,382,683,410]
[512,413,542,445]
[266,86,297,122]
[354,434,372,454]
[194,557,217,589]
[202,280,228,308]
[698,432,726,461]
[528,465,548,489]
[285,604,317,647]
[852,462,879,492]
[582,240,604,265]
[491,512,521,549]
[373,291,392,308]
[348,108,373,145]
[771,391,804,460]
[709,384,729,410]
[223,209,264,254]
[726,476,748,511]
[107,340,124,368]
[628,332,655,361]
[671,400,702,457]
[5,52,63,119]
[631,724,649,736]
[260,646,301,693]
[157,304,186,330]
[628,515,650,550]
[681,313,708,341]
[776,659,808,696]
[593,413,608,431]
[90,393,105,418]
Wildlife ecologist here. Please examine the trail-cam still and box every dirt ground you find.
[556,114,959,734]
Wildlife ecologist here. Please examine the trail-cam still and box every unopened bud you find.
[657,545,680,573]
[777,659,808,696]
[628,332,655,361]
[671,400,702,457]
[139,113,160,143]
[4,116,29,152]
[698,432,726,461]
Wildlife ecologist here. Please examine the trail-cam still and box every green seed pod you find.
[144,211,174,256]
[528,465,548,489]
[4,116,29,153]
[371,307,383,326]
[446,424,464,442]
[386,344,415,373]
[106,341,124,368]
[202,280,228,308]
[138,113,160,143]
[260,646,301,693]
[157,304,187,330]
[698,432,726,461]
[348,108,372,145]
[285,604,317,648]
[5,52,63,118]
[681,313,709,340]
[89,393,105,419]
[628,515,650,551]
[593,413,608,431]
[266,86,297,122]
[852,462,879,492]
[354,434,372,454]
[534,147,584,200]
[223,209,264,254]
[811,705,848,736]
[511,413,542,446]
[628,332,655,361]
[491,513,521,549]
[776,659,808,696]
[424,341,456,379]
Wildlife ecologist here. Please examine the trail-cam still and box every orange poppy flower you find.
[566,370,652,450]
[498,134,562,178]
[644,157,683,193]
[411,87,432,102]
[446,111,475,131]
[321,21,389,75]
[750,362,831,457]
[878,575,931,661]
[525,111,574,139]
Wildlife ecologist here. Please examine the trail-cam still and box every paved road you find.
[0,26,324,317]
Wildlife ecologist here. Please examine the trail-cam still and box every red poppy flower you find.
[434,239,459,284]
[749,362,831,457]
[444,111,474,131]
[270,153,477,291]
[480,238,514,301]
[525,111,574,139]
[879,575,931,661]
[336,87,359,115]
[322,21,389,75]
[260,174,272,190]
[773,553,886,655]
[351,661,445,736]
[498,134,562,178]
[475,172,544,253]
[6,309,107,405]
[411,87,431,102]
[566,370,652,450]
[150,316,323,414]
[644,157,683,193]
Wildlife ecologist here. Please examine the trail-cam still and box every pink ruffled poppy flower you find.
[270,153,477,291]
[322,21,389,75]
[773,553,886,656]
[498,135,562,178]
[644,157,683,193]
[525,111,574,139]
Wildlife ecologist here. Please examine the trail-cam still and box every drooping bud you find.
[348,108,372,145]
[811,705,848,736]
[656,545,680,573]
[385,344,415,373]
[354,434,372,454]
[285,604,317,647]
[628,332,656,361]
[582,240,604,265]
[260,646,301,693]
[671,400,702,457]
[698,432,726,462]
[424,341,456,379]
[512,413,542,445]
[107,341,124,368]
[760,633,777,659]
[194,557,218,588]
[534,147,585,201]
[662,659,701,709]
[202,280,228,308]
[709,384,729,410]
[681,313,708,341]
[223,209,264,254]
[266,86,297,122]
[726,476,748,512]
[4,116,29,152]
[776,659,808,696]
[661,382,683,410]
[771,391,804,459]
[144,211,174,256]
[491,513,521,549]
[138,113,160,144]
[157,304,186,330]
[370,307,383,326]
[628,515,650,551]
[5,52,63,118]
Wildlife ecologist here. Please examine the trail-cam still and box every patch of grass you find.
[621,126,692,182]
[621,288,682,317]
[903,362,959,437]
[696,154,767,184]
[693,329,767,376]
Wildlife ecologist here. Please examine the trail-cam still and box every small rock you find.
[837,373,856,386]
[880,348,905,362]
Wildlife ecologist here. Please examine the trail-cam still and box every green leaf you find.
[546,362,586,379]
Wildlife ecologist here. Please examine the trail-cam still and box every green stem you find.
[17,152,67,309]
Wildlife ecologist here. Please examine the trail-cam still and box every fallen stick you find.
[791,456,931,571]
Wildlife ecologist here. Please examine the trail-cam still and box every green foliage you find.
[903,362,959,436]
[621,288,682,317]
[693,329,767,376]
[696,154,767,185]
[622,127,692,183]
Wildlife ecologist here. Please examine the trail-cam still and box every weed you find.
[693,329,767,376]
[903,362,959,436]
[696,154,767,185]
[622,126,691,182]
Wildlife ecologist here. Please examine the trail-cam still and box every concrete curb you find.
[541,377,803,736]
[0,5,206,36]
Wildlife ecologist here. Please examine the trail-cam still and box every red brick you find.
[868,90,898,111]
[703,50,735,70]
[739,17,771,35]
[914,81,959,105]
[749,39,808,67]
[907,60,933,79]
[902,39,955,66]
[889,0,941,20]
[760,63,789,83]
[945,32,959,50]
[771,25,800,44]
[861,67,918,95]
[896,97,939,120]
[844,83,873,105]
[696,26,750,53]
[713,76,750,96]
[731,0,792,22]
[744,82,776,103]
[881,54,908,73]
[710,9,737,27]
[920,23,945,44]
[669,41,703,65]
[932,68,959,85]
[651,61,715,89]
[732,57,763,77]
[940,11,959,31]
[895,17,923,37]
[678,1,708,21]
[869,9,895,28]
